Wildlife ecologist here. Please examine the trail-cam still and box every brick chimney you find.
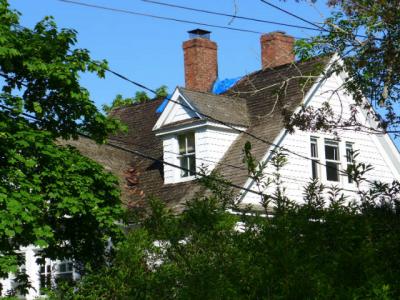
[183,29,218,92]
[260,31,295,69]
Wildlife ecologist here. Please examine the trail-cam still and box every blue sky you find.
[10,0,332,109]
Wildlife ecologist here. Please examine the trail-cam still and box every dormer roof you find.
[153,87,249,133]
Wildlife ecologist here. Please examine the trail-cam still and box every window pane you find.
[180,156,189,177]
[311,141,318,158]
[311,160,318,179]
[346,146,353,163]
[347,164,354,183]
[59,263,66,273]
[67,263,73,272]
[178,135,186,155]
[325,144,339,161]
[188,154,196,176]
[186,132,195,153]
[326,162,339,181]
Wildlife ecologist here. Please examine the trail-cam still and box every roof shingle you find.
[67,57,329,210]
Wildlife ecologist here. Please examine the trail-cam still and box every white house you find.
[149,29,400,209]
[3,29,400,299]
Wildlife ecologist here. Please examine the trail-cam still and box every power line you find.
[0,49,379,186]
[108,137,361,193]
[0,103,265,197]
[1,24,387,196]
[260,0,326,32]
[93,58,384,186]
[0,97,363,195]
[108,137,249,173]
[0,103,362,197]
[98,64,346,177]
[259,0,382,41]
[2,24,382,188]
[59,0,263,35]
[141,0,321,32]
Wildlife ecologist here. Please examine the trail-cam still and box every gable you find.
[153,88,201,131]
[239,63,400,207]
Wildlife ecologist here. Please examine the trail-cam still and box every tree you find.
[102,86,168,114]
[0,0,123,294]
[290,0,400,135]
[48,152,400,299]
[12,0,398,298]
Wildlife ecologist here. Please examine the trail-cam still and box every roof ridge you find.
[231,55,331,89]
[178,86,247,102]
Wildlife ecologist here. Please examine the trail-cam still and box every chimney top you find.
[271,30,286,35]
[183,29,217,92]
[188,28,211,40]
[260,31,295,69]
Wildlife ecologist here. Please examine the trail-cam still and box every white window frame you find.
[324,139,341,183]
[39,259,75,295]
[177,132,196,179]
[309,135,356,185]
[310,137,320,180]
[345,142,354,184]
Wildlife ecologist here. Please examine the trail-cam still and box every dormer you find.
[153,87,248,184]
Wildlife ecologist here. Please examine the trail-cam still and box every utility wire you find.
[91,59,382,185]
[1,23,387,198]
[0,102,362,195]
[141,0,321,32]
[259,0,381,41]
[260,0,326,32]
[0,97,363,196]
[0,103,270,197]
[2,26,380,188]
[98,65,353,179]
[108,137,361,193]
[59,0,263,35]
[0,51,378,185]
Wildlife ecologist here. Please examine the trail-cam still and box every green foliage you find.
[294,0,400,132]
[0,0,123,142]
[102,85,168,114]
[51,152,400,299]
[0,111,123,292]
[0,0,124,294]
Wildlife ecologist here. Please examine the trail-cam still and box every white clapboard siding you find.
[163,98,197,125]
[241,72,399,206]
[163,126,239,184]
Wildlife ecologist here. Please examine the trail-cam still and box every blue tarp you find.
[156,77,242,114]
[212,76,242,95]
[155,94,171,114]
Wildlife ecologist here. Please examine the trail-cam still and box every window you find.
[39,260,74,294]
[56,261,74,283]
[39,261,52,294]
[346,142,354,183]
[178,132,196,177]
[310,137,319,179]
[324,140,340,182]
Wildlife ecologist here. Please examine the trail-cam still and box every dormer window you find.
[178,132,196,177]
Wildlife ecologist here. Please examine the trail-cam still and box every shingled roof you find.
[218,56,329,189]
[67,56,329,211]
[179,88,249,127]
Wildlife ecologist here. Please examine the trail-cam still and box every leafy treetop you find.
[102,85,168,114]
